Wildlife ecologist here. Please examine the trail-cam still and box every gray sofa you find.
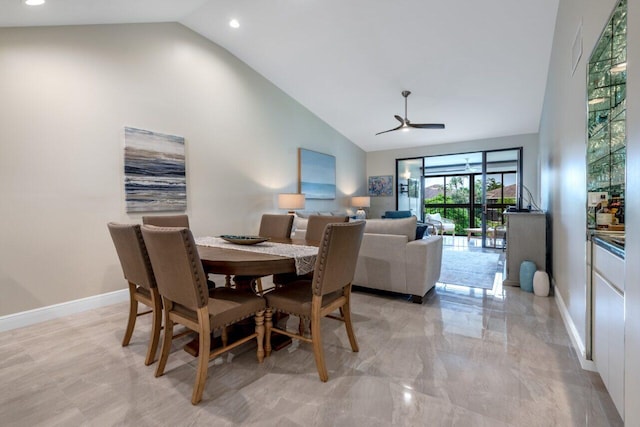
[352,216,443,303]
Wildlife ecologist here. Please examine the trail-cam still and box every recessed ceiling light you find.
[229,19,240,29]
[24,0,45,5]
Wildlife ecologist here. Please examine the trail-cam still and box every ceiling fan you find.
[464,158,478,172]
[375,90,445,135]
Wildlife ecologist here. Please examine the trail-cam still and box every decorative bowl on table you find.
[219,235,270,245]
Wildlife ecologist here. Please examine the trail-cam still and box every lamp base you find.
[355,209,366,220]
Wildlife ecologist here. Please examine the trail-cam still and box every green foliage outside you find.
[424,178,515,234]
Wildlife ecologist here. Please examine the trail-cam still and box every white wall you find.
[540,0,639,422]
[366,133,540,219]
[0,23,365,316]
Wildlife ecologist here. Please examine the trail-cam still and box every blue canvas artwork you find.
[124,127,186,212]
[298,148,336,199]
[368,175,393,196]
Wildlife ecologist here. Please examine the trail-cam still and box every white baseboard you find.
[0,289,128,333]
[553,279,597,372]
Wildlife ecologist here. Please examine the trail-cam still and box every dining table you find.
[184,236,320,356]
[197,236,319,289]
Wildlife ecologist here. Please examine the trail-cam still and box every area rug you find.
[438,249,500,289]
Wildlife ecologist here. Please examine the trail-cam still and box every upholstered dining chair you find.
[305,215,349,242]
[107,222,162,366]
[141,225,266,405]
[273,214,350,290]
[259,213,294,239]
[142,214,190,228]
[143,214,219,289]
[253,214,295,294]
[264,221,365,382]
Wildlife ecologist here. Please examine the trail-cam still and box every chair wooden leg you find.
[255,310,265,363]
[344,286,359,352]
[122,283,138,346]
[144,290,162,365]
[343,303,359,352]
[265,309,273,357]
[192,308,211,405]
[221,327,228,347]
[311,301,328,382]
[298,317,306,336]
[155,299,173,378]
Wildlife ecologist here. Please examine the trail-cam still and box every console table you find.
[503,212,547,287]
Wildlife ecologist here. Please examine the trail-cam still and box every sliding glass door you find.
[398,148,522,248]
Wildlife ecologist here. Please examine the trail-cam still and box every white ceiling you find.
[1,0,559,153]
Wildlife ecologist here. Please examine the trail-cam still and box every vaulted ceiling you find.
[1,0,560,152]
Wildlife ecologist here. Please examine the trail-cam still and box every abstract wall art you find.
[298,148,336,199]
[368,175,394,196]
[124,126,186,212]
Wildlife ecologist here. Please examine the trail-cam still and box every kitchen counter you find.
[590,230,625,259]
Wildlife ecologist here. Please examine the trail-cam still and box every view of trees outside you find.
[424,173,517,235]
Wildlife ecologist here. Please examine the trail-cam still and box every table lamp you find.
[352,196,370,219]
[278,193,305,214]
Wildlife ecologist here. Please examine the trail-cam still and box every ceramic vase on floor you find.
[519,260,536,293]
[533,270,550,296]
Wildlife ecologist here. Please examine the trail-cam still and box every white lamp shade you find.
[278,193,305,210]
[351,196,370,208]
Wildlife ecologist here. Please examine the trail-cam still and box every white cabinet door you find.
[593,270,625,419]
[593,272,609,385]
[609,289,625,418]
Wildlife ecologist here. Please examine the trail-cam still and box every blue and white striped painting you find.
[299,148,336,199]
[124,127,186,212]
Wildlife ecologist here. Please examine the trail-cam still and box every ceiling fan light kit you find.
[376,90,445,135]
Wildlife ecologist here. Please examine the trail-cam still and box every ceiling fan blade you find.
[375,123,404,135]
[408,123,445,129]
[376,91,445,135]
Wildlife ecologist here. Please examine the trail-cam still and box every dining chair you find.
[264,221,365,382]
[143,214,219,289]
[107,222,162,366]
[252,214,295,294]
[259,213,294,239]
[305,215,349,242]
[142,214,190,228]
[141,225,266,405]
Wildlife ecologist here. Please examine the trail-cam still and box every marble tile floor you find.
[0,282,623,426]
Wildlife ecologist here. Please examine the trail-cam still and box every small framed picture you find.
[368,175,393,197]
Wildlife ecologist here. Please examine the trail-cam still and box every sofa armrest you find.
[405,236,443,297]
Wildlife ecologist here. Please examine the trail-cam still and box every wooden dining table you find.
[197,237,318,289]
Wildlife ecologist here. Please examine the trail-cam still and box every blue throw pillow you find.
[415,224,428,240]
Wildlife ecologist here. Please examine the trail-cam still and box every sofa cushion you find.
[293,215,308,233]
[295,211,318,218]
[364,216,417,241]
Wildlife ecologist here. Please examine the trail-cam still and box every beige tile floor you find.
[0,280,623,426]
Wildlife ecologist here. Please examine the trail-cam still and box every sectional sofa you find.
[294,215,443,303]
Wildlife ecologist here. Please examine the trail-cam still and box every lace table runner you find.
[195,236,318,276]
